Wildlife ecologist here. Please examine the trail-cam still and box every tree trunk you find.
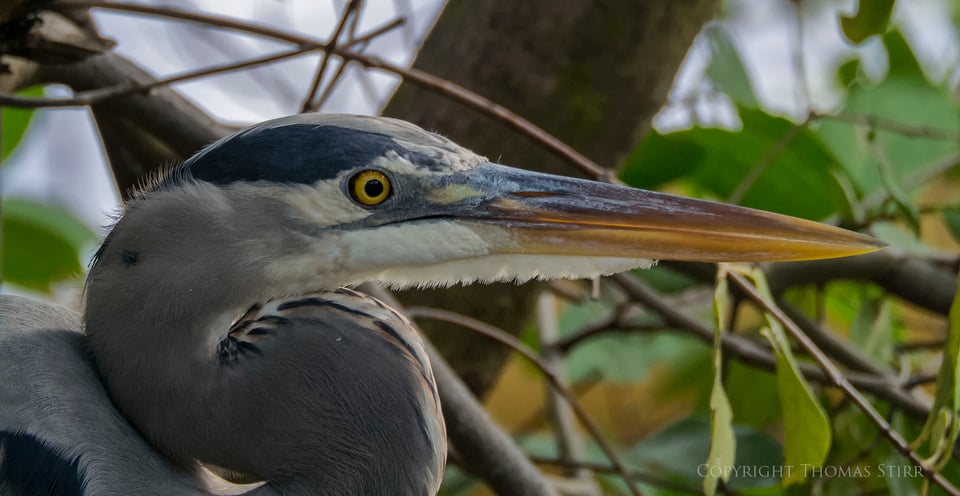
[386,0,718,395]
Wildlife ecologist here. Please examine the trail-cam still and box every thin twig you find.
[406,306,643,496]
[513,371,604,435]
[610,273,931,419]
[312,14,402,110]
[0,14,405,110]
[300,0,360,113]
[727,272,960,496]
[552,303,658,353]
[529,456,703,495]
[901,374,938,390]
[51,1,610,179]
[779,301,894,379]
[895,339,946,354]
[726,112,812,204]
[0,47,316,107]
[817,111,960,142]
[537,292,595,490]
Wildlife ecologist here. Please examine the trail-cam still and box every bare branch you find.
[300,0,360,113]
[529,456,703,495]
[537,292,596,493]
[818,110,960,142]
[51,1,610,179]
[0,47,316,108]
[778,301,897,379]
[0,16,405,109]
[406,306,643,496]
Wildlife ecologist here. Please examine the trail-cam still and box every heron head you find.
[94,113,882,300]
[103,113,882,295]
[82,114,883,491]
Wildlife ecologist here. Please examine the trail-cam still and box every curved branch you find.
[51,1,610,179]
[406,306,643,496]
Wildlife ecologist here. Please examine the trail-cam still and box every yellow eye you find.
[349,170,392,206]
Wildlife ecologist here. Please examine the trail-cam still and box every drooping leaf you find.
[840,0,895,45]
[736,268,831,486]
[1,86,43,161]
[724,360,780,428]
[2,198,97,292]
[705,24,758,109]
[915,270,960,468]
[703,265,736,496]
[760,326,832,487]
[624,109,843,220]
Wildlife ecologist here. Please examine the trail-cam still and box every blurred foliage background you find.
[5,0,960,495]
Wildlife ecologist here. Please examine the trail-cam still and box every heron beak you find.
[438,163,884,262]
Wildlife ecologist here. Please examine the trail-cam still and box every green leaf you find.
[1,86,43,161]
[2,198,97,291]
[703,268,736,496]
[840,0,895,45]
[836,58,861,88]
[629,417,783,491]
[565,327,707,383]
[871,221,936,254]
[943,207,960,243]
[623,109,843,220]
[816,31,960,198]
[873,138,921,235]
[739,268,831,487]
[830,168,865,224]
[916,270,960,468]
[557,290,712,384]
[705,25,758,108]
[633,265,699,294]
[847,296,893,365]
[761,326,832,486]
[725,361,780,427]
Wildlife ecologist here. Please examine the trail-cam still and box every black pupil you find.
[364,179,384,198]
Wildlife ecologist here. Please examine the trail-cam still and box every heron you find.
[0,114,882,495]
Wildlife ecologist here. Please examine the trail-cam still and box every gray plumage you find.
[0,295,210,496]
[0,113,881,496]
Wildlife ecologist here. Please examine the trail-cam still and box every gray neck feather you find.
[85,183,444,495]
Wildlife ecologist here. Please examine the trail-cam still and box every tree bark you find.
[385,0,719,395]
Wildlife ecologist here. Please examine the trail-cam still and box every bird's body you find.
[0,114,882,495]
[0,296,211,496]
